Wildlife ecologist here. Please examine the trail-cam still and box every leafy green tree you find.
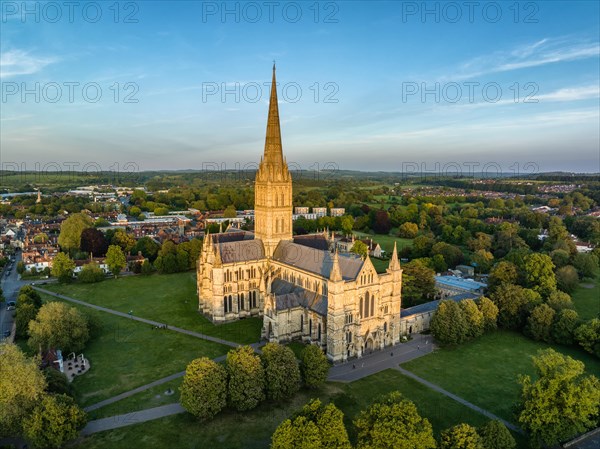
[141,259,154,275]
[57,213,93,252]
[271,416,321,449]
[0,343,47,436]
[341,216,354,235]
[398,222,419,239]
[80,227,108,257]
[526,304,556,343]
[401,260,436,306]
[300,344,330,389]
[546,290,574,311]
[23,393,87,449]
[439,423,484,449]
[354,392,436,449]
[430,300,468,345]
[556,265,580,293]
[77,263,105,283]
[477,420,516,449]
[133,236,161,262]
[431,242,464,268]
[523,253,556,298]
[476,296,498,332]
[518,349,600,448]
[106,245,126,278]
[491,284,541,330]
[471,249,494,273]
[574,318,600,357]
[551,309,580,345]
[16,260,25,274]
[111,229,135,253]
[180,357,227,421]
[15,302,38,338]
[226,346,265,411]
[19,286,42,306]
[488,261,518,292]
[573,253,600,279]
[459,299,484,340]
[223,205,237,218]
[261,343,301,401]
[28,302,89,353]
[550,249,570,268]
[50,252,75,283]
[43,368,73,398]
[351,240,368,258]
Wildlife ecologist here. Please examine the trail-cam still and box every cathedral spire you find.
[388,241,401,271]
[263,63,284,165]
[330,249,343,282]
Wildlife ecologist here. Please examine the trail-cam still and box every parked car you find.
[6,301,16,311]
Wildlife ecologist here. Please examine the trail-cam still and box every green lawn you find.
[571,279,599,320]
[402,330,600,424]
[38,293,230,408]
[42,272,263,344]
[74,369,514,449]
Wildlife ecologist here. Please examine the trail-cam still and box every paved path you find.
[84,354,227,412]
[81,403,186,435]
[393,366,524,434]
[328,333,435,382]
[34,287,241,348]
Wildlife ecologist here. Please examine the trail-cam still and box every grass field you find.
[74,368,510,449]
[38,293,230,408]
[571,279,599,320]
[402,330,600,424]
[42,272,263,344]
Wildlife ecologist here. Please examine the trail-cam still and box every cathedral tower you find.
[254,65,293,257]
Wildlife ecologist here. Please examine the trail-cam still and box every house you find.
[435,275,487,299]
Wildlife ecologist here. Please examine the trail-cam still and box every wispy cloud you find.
[0,49,58,78]
[445,37,599,80]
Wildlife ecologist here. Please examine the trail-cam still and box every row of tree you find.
[270,392,516,449]
[180,344,329,422]
[429,297,498,345]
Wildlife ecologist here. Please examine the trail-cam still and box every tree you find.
[518,349,600,448]
[478,420,516,449]
[551,309,580,345]
[19,285,42,307]
[23,393,87,449]
[491,284,541,330]
[550,249,570,268]
[28,302,89,353]
[372,209,391,234]
[430,300,468,345]
[439,423,484,449]
[471,249,494,273]
[431,242,464,268]
[57,213,93,252]
[351,241,368,259]
[16,260,25,274]
[43,368,73,397]
[15,302,38,338]
[223,205,237,218]
[106,245,126,278]
[0,343,47,436]
[226,346,265,411]
[488,261,518,292]
[546,290,574,311]
[77,263,105,283]
[111,229,135,253]
[180,357,227,421]
[398,222,419,239]
[526,304,556,343]
[401,260,436,306]
[132,236,161,262]
[300,344,330,389]
[271,399,351,449]
[573,253,600,279]
[476,296,498,332]
[556,265,579,293]
[354,392,436,449]
[574,318,600,357]
[80,227,108,257]
[50,252,75,283]
[341,216,354,235]
[141,259,154,275]
[459,299,484,340]
[523,253,556,298]
[261,343,301,401]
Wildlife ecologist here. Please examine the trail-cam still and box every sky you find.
[1,0,599,175]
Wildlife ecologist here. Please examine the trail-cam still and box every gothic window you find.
[228,295,233,313]
[364,292,370,317]
[384,322,388,333]
[240,293,245,310]
[359,298,363,319]
[309,319,312,337]
[371,295,375,317]
[301,315,304,332]
[318,323,322,341]
[280,193,284,206]
[223,296,228,313]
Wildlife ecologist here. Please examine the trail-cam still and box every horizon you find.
[1,1,599,174]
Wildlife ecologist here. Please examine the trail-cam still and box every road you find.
[1,251,32,338]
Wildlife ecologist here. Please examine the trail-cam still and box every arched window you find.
[301,315,304,332]
[309,319,312,337]
[228,295,233,313]
[384,322,387,333]
[240,293,245,310]
[237,295,241,312]
[223,296,228,313]
[318,323,322,341]
[359,298,363,319]
[371,296,375,317]
[364,292,370,317]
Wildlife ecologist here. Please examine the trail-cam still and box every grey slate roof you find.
[273,241,363,280]
[400,292,480,318]
[218,239,265,263]
[271,278,328,316]
[293,234,330,251]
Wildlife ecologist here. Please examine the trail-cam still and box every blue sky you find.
[1,1,599,173]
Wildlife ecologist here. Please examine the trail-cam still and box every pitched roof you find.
[217,239,265,263]
[271,278,328,316]
[293,234,330,251]
[273,241,363,280]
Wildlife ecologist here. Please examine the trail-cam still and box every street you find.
[1,251,31,338]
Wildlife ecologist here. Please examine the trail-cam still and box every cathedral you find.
[197,66,403,362]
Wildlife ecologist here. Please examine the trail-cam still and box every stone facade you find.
[197,66,403,362]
